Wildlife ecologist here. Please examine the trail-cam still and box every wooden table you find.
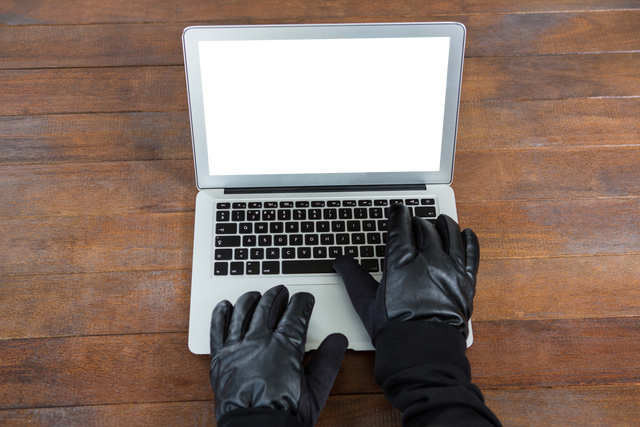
[1,1,639,425]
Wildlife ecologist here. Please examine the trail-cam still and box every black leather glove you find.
[333,204,479,340]
[209,285,349,427]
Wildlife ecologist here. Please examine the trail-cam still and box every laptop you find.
[182,22,471,354]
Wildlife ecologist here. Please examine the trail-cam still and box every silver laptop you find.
[182,22,470,354]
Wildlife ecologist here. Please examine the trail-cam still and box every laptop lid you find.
[182,22,465,191]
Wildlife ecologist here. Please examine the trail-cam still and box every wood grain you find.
[2,11,639,70]
[2,318,640,410]
[1,0,637,25]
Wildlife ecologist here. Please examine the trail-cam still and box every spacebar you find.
[282,260,336,274]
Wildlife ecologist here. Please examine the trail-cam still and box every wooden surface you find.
[1,1,639,425]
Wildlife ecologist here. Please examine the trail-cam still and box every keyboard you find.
[213,198,437,276]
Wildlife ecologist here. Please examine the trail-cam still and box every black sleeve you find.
[218,408,305,427]
[373,321,503,427]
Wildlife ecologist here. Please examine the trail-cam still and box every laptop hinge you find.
[224,184,426,195]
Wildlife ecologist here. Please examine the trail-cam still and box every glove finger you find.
[274,292,315,348]
[300,333,349,426]
[225,291,261,346]
[333,255,379,337]
[435,214,466,269]
[245,285,289,337]
[386,204,417,268]
[463,228,480,281]
[210,299,232,357]
[412,215,443,253]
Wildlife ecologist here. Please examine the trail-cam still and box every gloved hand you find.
[209,285,349,427]
[333,204,479,340]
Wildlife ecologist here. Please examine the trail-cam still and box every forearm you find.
[373,322,502,427]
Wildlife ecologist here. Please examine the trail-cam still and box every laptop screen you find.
[198,37,449,176]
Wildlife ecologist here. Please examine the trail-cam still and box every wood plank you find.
[2,11,639,69]
[0,98,636,166]
[2,253,638,340]
[1,0,636,25]
[1,146,639,216]
[474,255,640,321]
[0,383,633,427]
[2,318,640,408]
[1,54,637,116]
[454,146,640,202]
[2,385,638,427]
[0,113,192,165]
[0,67,187,116]
[457,98,640,150]
[0,197,638,275]
[0,161,197,217]
[462,53,640,102]
[0,213,194,276]
[0,270,190,340]
[458,198,640,259]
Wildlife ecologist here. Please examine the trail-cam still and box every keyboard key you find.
[232,211,245,221]
[347,221,360,231]
[316,221,330,232]
[282,248,296,259]
[328,201,341,207]
[361,246,374,257]
[278,210,292,220]
[301,222,314,233]
[343,200,357,207]
[246,262,260,275]
[285,222,299,233]
[367,233,382,244]
[239,223,252,234]
[323,208,337,219]
[374,200,388,206]
[336,234,350,244]
[216,203,231,209]
[230,262,244,275]
[243,235,257,246]
[250,248,264,259]
[339,208,352,219]
[216,236,241,247]
[390,199,403,205]
[282,260,335,274]
[378,220,388,231]
[235,248,249,260]
[416,206,437,218]
[405,199,419,205]
[258,235,272,246]
[345,246,358,257]
[214,262,228,275]
[233,202,247,209]
[266,248,280,259]
[312,201,325,207]
[369,208,383,218]
[358,200,373,206]
[280,201,294,208]
[313,247,327,258]
[361,259,379,273]
[274,235,287,246]
[216,211,230,222]
[297,247,312,258]
[352,233,365,244]
[249,202,262,208]
[354,208,368,219]
[270,222,284,233]
[321,234,334,245]
[362,220,376,231]
[376,246,385,258]
[255,223,269,233]
[329,247,342,257]
[331,221,346,232]
[309,209,322,220]
[293,210,306,220]
[262,261,280,274]
[295,201,309,207]
[421,199,435,205]
[247,210,261,221]
[214,249,232,260]
[290,235,303,245]
[216,223,237,234]
[265,202,278,208]
[305,234,319,246]
[262,210,276,220]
